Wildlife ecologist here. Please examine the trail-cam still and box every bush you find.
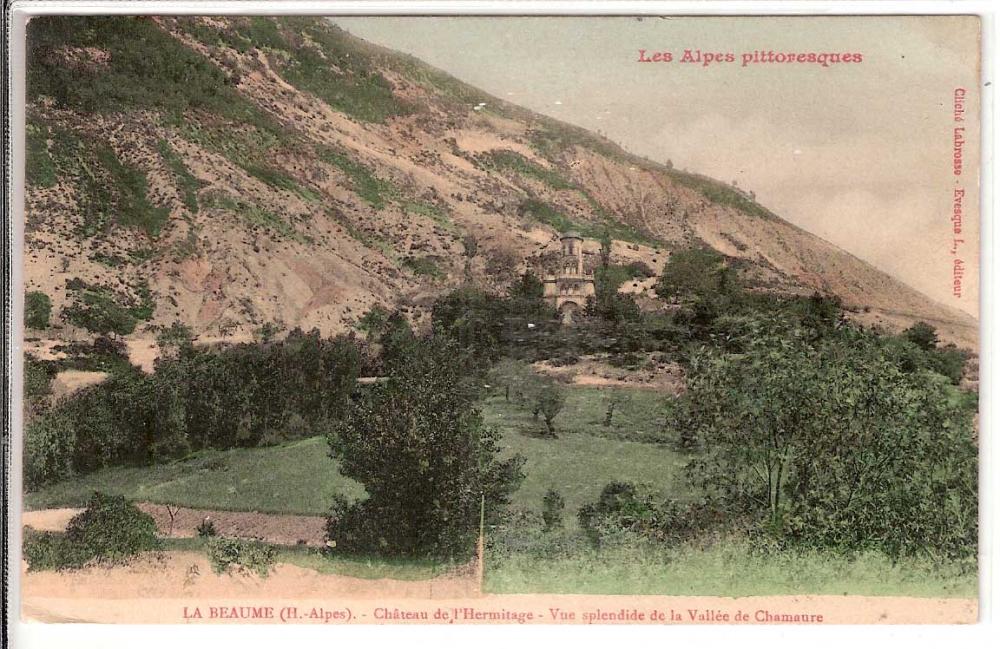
[65,492,160,561]
[578,482,710,548]
[23,493,160,571]
[542,490,565,532]
[24,409,78,490]
[25,291,51,329]
[904,321,939,351]
[207,537,276,577]
[22,529,78,571]
[925,344,970,385]
[197,518,218,538]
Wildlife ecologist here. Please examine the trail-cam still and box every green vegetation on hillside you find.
[402,256,443,279]
[202,191,308,242]
[476,150,576,190]
[179,17,412,124]
[27,16,274,129]
[25,122,57,188]
[87,143,171,237]
[517,198,660,247]
[317,147,394,209]
[666,169,776,220]
[156,139,203,213]
[25,291,52,329]
[61,278,154,336]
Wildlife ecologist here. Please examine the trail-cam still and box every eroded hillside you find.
[23,16,978,348]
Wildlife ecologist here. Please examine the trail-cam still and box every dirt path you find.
[19,550,977,624]
[22,502,329,547]
[21,550,479,609]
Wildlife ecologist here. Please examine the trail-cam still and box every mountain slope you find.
[22,16,978,348]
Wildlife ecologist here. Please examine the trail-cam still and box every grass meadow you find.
[26,385,687,521]
[24,383,978,597]
[485,541,977,598]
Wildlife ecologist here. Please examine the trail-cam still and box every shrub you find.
[925,345,970,385]
[207,537,276,577]
[904,321,940,351]
[578,482,712,548]
[542,490,565,532]
[197,518,218,538]
[64,492,160,561]
[403,256,443,279]
[61,280,152,336]
[24,356,55,405]
[23,493,160,571]
[24,409,78,490]
[23,528,76,571]
[25,291,51,329]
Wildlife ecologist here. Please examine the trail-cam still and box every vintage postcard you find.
[6,6,984,631]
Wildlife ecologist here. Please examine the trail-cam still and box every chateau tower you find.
[543,231,596,323]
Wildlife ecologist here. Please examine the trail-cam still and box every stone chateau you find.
[543,231,596,323]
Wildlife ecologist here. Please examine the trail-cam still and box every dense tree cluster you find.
[24,328,361,489]
[673,316,978,560]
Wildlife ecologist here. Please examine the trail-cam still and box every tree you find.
[431,287,505,362]
[25,290,52,329]
[357,304,389,338]
[534,382,566,437]
[598,229,613,269]
[326,336,525,558]
[462,234,479,278]
[587,264,642,327]
[677,321,977,559]
[508,270,545,301]
[604,389,631,427]
[489,358,541,403]
[378,311,418,370]
[655,248,729,303]
[904,321,940,351]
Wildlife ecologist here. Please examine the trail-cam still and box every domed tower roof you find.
[559,230,583,241]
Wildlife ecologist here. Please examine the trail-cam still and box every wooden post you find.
[477,494,485,592]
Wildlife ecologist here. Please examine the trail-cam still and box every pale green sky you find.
[332,16,981,317]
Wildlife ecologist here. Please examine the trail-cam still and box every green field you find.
[24,382,977,598]
[25,436,364,514]
[26,385,685,521]
[481,387,690,522]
